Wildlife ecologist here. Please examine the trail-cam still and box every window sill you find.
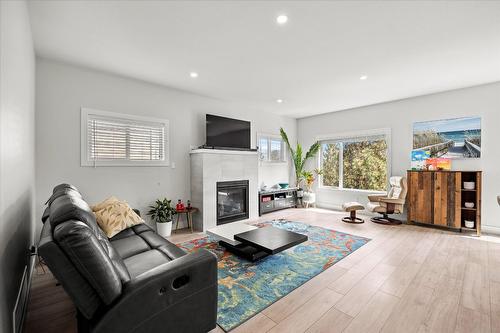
[259,161,288,165]
[81,160,170,167]
[317,186,386,194]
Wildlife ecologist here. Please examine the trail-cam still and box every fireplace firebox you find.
[216,180,249,225]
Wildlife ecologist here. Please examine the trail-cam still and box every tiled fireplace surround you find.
[190,149,259,231]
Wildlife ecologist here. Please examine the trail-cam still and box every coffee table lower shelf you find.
[219,241,270,262]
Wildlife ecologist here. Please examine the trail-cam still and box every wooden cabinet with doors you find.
[407,170,481,236]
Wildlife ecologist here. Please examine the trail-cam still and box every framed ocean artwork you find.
[412,116,481,159]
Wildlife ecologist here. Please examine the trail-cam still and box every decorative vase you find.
[156,221,172,237]
[302,191,316,205]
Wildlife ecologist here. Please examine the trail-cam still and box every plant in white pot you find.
[280,127,320,191]
[301,169,322,207]
[147,198,176,237]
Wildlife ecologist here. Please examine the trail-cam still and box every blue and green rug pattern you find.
[177,220,370,332]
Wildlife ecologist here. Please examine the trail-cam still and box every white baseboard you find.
[13,252,36,333]
[481,225,500,236]
[315,202,379,217]
[315,202,343,211]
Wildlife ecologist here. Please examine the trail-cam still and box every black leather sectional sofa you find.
[38,184,218,333]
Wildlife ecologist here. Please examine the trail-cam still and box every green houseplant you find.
[147,198,176,237]
[280,127,321,188]
[302,168,323,192]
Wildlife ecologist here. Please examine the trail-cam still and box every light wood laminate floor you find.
[25,208,500,333]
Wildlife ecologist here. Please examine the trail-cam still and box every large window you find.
[258,134,286,162]
[81,108,169,166]
[320,131,389,191]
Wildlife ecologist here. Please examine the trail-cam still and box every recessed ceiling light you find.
[276,99,284,103]
[276,15,288,24]
[190,72,199,78]
[360,75,368,80]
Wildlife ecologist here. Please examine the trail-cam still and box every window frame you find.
[257,133,287,164]
[316,128,391,193]
[80,108,170,167]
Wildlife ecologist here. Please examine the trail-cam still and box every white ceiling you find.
[28,1,500,118]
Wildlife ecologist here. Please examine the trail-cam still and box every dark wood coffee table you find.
[217,226,308,261]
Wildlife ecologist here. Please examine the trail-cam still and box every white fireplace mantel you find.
[189,148,259,156]
[190,149,259,231]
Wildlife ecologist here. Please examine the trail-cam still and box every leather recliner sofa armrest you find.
[92,249,218,333]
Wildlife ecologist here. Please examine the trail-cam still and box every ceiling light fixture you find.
[276,99,284,103]
[359,75,368,80]
[276,15,288,24]
[190,72,199,78]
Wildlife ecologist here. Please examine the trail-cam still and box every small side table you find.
[174,207,199,233]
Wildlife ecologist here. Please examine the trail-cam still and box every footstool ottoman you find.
[342,202,365,224]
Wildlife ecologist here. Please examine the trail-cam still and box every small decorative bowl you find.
[464,220,475,229]
[464,202,475,208]
[463,182,475,190]
[278,183,289,189]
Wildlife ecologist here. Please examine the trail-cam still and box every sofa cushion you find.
[110,224,186,261]
[39,221,103,319]
[49,194,131,284]
[123,249,172,278]
[157,243,187,260]
[49,195,97,231]
[46,184,82,205]
[110,235,151,259]
[93,200,145,238]
[53,183,79,193]
[54,220,123,305]
[111,224,151,240]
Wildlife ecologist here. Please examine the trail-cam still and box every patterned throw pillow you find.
[91,197,144,238]
[90,196,120,212]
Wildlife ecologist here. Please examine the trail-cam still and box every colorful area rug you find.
[177,220,370,332]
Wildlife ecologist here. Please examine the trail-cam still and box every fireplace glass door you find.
[217,180,249,225]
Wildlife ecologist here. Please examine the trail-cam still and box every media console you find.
[259,187,298,216]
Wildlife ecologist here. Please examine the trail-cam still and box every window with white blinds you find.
[81,108,169,166]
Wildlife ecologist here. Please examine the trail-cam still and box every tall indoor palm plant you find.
[280,128,320,188]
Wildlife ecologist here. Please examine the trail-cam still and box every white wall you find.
[298,82,500,230]
[0,1,36,332]
[35,58,296,232]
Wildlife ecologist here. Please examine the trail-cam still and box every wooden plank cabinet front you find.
[407,170,481,235]
[408,171,433,224]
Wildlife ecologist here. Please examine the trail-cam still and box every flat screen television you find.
[206,114,251,149]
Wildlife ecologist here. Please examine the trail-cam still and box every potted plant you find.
[280,127,321,192]
[147,198,176,237]
[301,169,322,206]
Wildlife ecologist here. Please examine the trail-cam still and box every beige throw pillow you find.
[92,197,144,238]
[90,196,120,212]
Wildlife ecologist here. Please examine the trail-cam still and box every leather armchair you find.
[367,176,407,225]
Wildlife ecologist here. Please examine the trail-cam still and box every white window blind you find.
[81,108,169,166]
